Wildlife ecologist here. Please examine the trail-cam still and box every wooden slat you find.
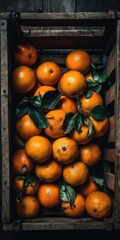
[105,172,115,191]
[104,149,116,162]
[106,46,116,76]
[107,116,115,142]
[0,20,10,223]
[105,83,115,106]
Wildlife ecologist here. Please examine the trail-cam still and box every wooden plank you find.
[104,149,116,162]
[105,83,115,106]
[106,46,116,77]
[107,116,115,142]
[105,172,115,191]
[0,20,10,224]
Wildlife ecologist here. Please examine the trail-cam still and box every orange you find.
[85,72,95,82]
[38,183,60,208]
[61,193,85,218]
[16,196,40,218]
[44,109,65,139]
[11,66,36,93]
[13,176,40,195]
[63,161,89,186]
[16,114,41,141]
[79,91,104,116]
[34,85,56,97]
[77,178,99,198]
[79,142,102,166]
[25,136,52,163]
[58,70,87,98]
[70,125,93,145]
[36,61,62,85]
[53,137,79,165]
[56,95,77,113]
[66,50,91,74]
[35,159,62,182]
[12,149,34,175]
[89,116,109,138]
[85,191,112,219]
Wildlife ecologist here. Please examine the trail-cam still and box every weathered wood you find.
[106,46,116,77]
[105,83,115,106]
[0,20,10,223]
[107,116,115,142]
[43,0,76,13]
[105,172,115,191]
[77,1,120,12]
[104,149,116,162]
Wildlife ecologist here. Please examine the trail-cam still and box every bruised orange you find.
[16,196,40,218]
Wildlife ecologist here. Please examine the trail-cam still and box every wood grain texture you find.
[104,149,116,162]
[105,172,115,191]
[107,116,115,142]
[105,83,115,106]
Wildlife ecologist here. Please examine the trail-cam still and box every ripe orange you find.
[77,178,99,198]
[66,50,91,74]
[13,42,38,66]
[61,193,85,218]
[36,61,62,85]
[35,159,62,182]
[85,191,112,219]
[11,66,36,93]
[34,85,56,97]
[53,137,79,165]
[12,149,34,175]
[25,136,52,163]
[44,109,65,139]
[16,114,41,141]
[38,183,60,208]
[70,125,93,145]
[79,142,102,166]
[79,91,104,116]
[16,196,40,218]
[85,72,95,82]
[63,161,89,186]
[89,116,109,138]
[58,70,87,98]
[13,176,40,195]
[56,95,77,113]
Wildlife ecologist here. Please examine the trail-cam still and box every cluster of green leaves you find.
[59,181,76,207]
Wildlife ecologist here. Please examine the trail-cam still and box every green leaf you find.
[92,69,108,84]
[28,108,47,129]
[16,107,29,117]
[85,89,94,99]
[62,112,75,130]
[75,114,83,133]
[41,90,62,110]
[60,181,76,205]
[87,118,94,136]
[92,84,102,93]
[91,176,105,188]
[91,105,107,120]
[91,62,103,70]
[30,95,42,108]
[63,113,78,135]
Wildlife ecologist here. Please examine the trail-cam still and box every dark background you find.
[0,0,120,239]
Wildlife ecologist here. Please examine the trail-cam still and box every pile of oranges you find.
[10,42,112,220]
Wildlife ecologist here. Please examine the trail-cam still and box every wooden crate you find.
[0,11,120,231]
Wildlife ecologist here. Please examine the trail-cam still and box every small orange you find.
[61,193,85,218]
[13,176,40,195]
[66,50,91,74]
[16,114,41,141]
[25,136,52,163]
[12,149,34,175]
[63,161,89,186]
[85,72,95,82]
[34,85,56,97]
[77,178,99,198]
[79,142,102,166]
[53,137,79,165]
[35,159,62,182]
[44,109,65,139]
[70,125,93,145]
[16,196,40,218]
[56,95,77,113]
[79,91,104,116]
[58,70,87,98]
[89,116,109,138]
[36,61,62,85]
[85,191,112,219]
[38,183,60,208]
[12,66,36,93]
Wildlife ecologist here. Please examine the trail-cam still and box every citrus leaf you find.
[16,107,29,117]
[60,181,76,205]
[75,114,83,133]
[88,118,94,136]
[41,90,62,110]
[91,62,103,70]
[28,108,47,129]
[30,95,42,108]
[91,176,105,187]
[92,69,108,84]
[64,113,79,134]
[85,89,94,99]
[91,105,107,120]
[92,84,102,93]
[62,112,75,130]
